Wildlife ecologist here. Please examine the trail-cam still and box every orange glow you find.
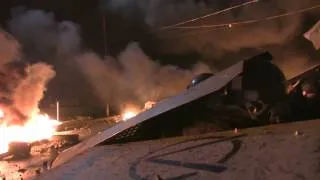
[122,111,137,121]
[0,110,61,154]
[121,104,141,121]
[144,101,156,110]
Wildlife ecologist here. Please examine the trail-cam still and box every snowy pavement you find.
[38,119,320,180]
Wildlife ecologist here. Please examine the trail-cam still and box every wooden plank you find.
[52,61,244,168]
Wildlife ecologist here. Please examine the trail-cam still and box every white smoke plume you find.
[75,43,211,109]
[0,30,55,125]
[13,63,56,119]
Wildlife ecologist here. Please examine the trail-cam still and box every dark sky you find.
[0,0,99,28]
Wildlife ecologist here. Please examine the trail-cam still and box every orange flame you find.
[122,111,138,121]
[121,105,141,121]
[0,110,61,154]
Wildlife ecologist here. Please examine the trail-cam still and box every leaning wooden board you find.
[52,61,244,168]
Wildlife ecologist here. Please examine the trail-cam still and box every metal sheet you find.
[52,61,244,168]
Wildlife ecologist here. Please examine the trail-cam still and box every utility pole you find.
[102,9,107,56]
[101,4,110,117]
[56,100,60,121]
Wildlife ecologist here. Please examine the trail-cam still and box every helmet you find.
[187,73,214,89]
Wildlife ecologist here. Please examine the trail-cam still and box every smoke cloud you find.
[13,63,55,120]
[0,30,55,125]
[8,8,97,110]
[8,8,81,60]
[7,8,211,113]
[76,43,211,109]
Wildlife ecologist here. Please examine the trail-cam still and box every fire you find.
[121,105,141,121]
[122,111,137,121]
[144,101,156,110]
[120,102,156,121]
[0,110,61,154]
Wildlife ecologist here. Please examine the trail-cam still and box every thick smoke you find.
[7,8,211,112]
[76,43,211,109]
[0,30,55,125]
[13,63,55,119]
[103,0,320,76]
[9,8,81,59]
[152,0,307,56]
[8,9,97,110]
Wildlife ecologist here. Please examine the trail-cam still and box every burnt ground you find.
[37,119,320,180]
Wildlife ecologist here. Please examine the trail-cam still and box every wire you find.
[166,3,320,30]
[162,26,224,38]
[157,3,320,39]
[160,0,259,30]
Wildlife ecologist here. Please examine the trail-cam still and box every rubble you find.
[8,142,31,159]
[52,134,80,146]
[17,169,26,173]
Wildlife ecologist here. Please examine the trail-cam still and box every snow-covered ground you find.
[38,119,320,180]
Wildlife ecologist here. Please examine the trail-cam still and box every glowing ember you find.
[0,110,61,154]
[144,101,156,110]
[120,104,141,121]
[122,111,138,121]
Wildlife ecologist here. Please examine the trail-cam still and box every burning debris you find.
[144,101,156,110]
[0,110,61,155]
[121,104,141,121]
[0,30,60,155]
[8,142,31,159]
[120,101,159,121]
[122,112,138,121]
